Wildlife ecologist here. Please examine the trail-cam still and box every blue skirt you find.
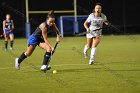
[4,29,13,36]
[27,34,44,46]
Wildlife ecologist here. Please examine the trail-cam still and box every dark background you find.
[0,0,140,37]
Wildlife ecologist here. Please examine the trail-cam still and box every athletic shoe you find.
[10,47,13,50]
[89,60,94,65]
[4,48,7,51]
[15,58,20,70]
[40,65,51,72]
[40,65,47,71]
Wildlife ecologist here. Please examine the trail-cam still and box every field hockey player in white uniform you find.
[83,2,109,65]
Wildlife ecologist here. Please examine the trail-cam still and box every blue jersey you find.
[27,21,52,46]
[4,19,14,36]
[5,19,13,30]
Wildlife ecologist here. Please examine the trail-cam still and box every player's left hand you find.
[56,35,60,43]
[104,21,110,25]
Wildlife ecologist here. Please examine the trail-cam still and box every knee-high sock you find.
[42,52,51,65]
[18,52,27,63]
[5,41,8,49]
[10,40,14,48]
[90,48,96,61]
[84,45,89,54]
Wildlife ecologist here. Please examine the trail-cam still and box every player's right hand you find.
[86,28,90,33]
[50,46,54,52]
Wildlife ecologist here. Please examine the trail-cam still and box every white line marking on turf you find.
[0,66,29,70]
[0,68,10,70]
[0,64,89,70]
[53,64,89,67]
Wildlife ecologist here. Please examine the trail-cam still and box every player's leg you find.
[9,33,14,50]
[89,36,101,65]
[4,35,8,51]
[39,42,52,71]
[15,45,37,70]
[84,38,93,58]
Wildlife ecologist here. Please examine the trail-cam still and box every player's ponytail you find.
[47,10,55,19]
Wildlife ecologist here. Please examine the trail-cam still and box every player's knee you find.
[10,40,14,43]
[92,45,97,48]
[5,38,8,41]
[96,36,100,39]
[87,45,92,48]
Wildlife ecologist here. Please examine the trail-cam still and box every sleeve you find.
[86,15,91,23]
[102,14,107,22]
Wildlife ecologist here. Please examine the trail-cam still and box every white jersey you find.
[86,13,107,31]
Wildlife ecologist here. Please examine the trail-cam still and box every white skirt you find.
[86,29,102,38]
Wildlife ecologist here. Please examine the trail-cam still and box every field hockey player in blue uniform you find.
[15,10,60,71]
[3,14,14,51]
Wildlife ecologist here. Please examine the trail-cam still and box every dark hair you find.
[92,2,103,13]
[47,10,55,19]
[95,2,103,7]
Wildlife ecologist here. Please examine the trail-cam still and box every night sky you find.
[0,0,140,36]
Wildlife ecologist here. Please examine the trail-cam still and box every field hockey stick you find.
[75,28,103,36]
[44,42,59,72]
[51,42,59,55]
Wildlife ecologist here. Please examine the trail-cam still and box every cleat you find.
[40,65,51,73]
[10,47,13,50]
[15,58,20,70]
[2,47,7,51]
[40,65,47,71]
[4,48,7,51]
[89,60,94,65]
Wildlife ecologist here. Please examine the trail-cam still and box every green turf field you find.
[0,35,140,93]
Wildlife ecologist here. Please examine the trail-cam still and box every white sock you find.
[90,48,96,61]
[84,45,89,54]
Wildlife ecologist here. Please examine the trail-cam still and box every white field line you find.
[0,64,89,70]
[53,64,89,67]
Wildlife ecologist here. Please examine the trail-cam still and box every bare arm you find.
[3,20,6,34]
[3,20,6,31]
[52,23,60,42]
[103,15,109,25]
[84,21,90,33]
[11,20,14,30]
